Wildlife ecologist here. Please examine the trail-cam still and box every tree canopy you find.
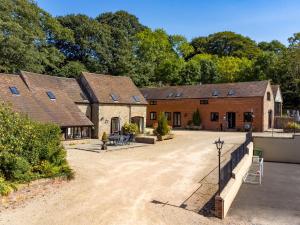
[0,0,299,108]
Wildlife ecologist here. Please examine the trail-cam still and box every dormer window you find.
[212,90,219,97]
[9,86,20,95]
[46,91,56,100]
[132,96,140,103]
[228,89,235,96]
[110,93,118,102]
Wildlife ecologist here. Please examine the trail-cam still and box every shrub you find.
[0,103,73,195]
[101,132,108,142]
[155,112,170,136]
[122,122,139,134]
[285,122,300,130]
[0,176,13,196]
[192,109,201,126]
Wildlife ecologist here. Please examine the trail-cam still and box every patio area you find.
[227,162,300,225]
[63,138,149,153]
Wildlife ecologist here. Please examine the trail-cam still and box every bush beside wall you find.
[0,103,73,195]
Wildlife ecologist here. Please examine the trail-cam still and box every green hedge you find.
[0,103,73,195]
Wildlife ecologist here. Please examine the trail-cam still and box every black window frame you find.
[164,112,171,121]
[211,112,219,122]
[200,99,209,104]
[150,100,157,105]
[150,112,157,120]
[244,112,253,122]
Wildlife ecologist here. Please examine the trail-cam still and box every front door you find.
[227,112,236,129]
[268,110,273,129]
[111,117,120,134]
[173,112,181,127]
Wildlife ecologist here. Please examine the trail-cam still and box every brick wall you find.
[146,96,269,132]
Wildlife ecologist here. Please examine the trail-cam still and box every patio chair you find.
[122,134,131,145]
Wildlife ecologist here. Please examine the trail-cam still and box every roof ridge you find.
[21,71,77,81]
[82,72,130,79]
[141,80,269,90]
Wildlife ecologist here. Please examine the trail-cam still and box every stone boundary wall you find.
[254,135,300,164]
[215,142,253,219]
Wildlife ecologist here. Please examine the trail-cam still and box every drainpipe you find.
[129,105,132,123]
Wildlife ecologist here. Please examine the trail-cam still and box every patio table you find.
[109,135,121,145]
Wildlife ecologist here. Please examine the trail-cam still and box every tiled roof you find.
[140,80,270,100]
[81,72,148,105]
[20,71,89,103]
[0,74,93,127]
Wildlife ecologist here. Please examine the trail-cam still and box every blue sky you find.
[35,0,300,44]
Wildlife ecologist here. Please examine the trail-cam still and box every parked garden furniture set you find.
[108,133,134,146]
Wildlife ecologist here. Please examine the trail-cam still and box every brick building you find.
[141,80,280,132]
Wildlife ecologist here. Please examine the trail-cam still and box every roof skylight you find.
[212,90,219,97]
[167,93,174,97]
[46,91,56,100]
[110,93,118,102]
[132,96,141,103]
[175,92,182,97]
[228,89,235,96]
[9,86,20,95]
[80,92,88,100]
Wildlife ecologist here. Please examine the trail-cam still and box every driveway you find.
[227,162,300,225]
[0,131,245,225]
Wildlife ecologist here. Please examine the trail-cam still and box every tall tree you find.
[56,14,112,74]
[258,40,286,54]
[191,31,261,59]
[0,0,72,74]
[96,11,146,76]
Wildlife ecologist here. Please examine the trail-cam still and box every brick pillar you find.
[215,195,224,219]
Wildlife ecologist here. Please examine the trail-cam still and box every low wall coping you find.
[216,142,253,219]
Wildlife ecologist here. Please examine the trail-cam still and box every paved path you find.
[0,131,245,225]
[227,162,300,225]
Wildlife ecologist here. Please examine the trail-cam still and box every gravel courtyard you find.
[0,131,246,225]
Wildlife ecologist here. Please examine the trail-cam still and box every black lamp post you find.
[215,137,224,195]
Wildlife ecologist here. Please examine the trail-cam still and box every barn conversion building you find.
[0,71,147,139]
[141,80,282,132]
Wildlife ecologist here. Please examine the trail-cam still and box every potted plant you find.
[122,122,139,135]
[101,132,108,150]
